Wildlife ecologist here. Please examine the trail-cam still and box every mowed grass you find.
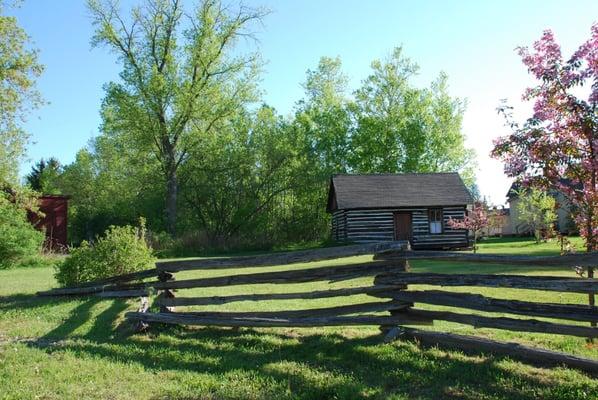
[0,237,597,400]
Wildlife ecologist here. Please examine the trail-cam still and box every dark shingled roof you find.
[327,173,473,212]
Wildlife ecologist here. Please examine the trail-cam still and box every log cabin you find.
[326,173,473,249]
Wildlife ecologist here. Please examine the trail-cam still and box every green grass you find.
[0,237,597,399]
[475,236,587,255]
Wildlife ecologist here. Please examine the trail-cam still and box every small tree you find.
[448,202,488,253]
[515,188,557,243]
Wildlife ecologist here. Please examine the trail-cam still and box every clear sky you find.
[9,0,598,205]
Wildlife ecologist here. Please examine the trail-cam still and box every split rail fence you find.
[38,242,598,373]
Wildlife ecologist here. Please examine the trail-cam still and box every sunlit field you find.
[1,237,596,400]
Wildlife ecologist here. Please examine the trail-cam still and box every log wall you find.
[331,210,347,241]
[331,206,468,248]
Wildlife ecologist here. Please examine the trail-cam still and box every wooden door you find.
[393,212,412,241]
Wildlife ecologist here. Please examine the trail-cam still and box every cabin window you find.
[429,208,443,234]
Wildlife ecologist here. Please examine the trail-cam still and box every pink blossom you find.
[492,23,598,251]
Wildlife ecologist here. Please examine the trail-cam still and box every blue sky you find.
[10,0,598,204]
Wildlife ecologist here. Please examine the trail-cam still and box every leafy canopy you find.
[350,47,475,187]
[88,0,266,234]
[0,2,44,186]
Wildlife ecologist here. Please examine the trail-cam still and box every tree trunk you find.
[589,267,595,308]
[587,217,596,341]
[166,167,178,236]
[85,220,93,242]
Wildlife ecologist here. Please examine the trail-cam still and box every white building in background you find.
[505,182,575,236]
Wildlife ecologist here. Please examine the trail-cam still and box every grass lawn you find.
[0,237,597,399]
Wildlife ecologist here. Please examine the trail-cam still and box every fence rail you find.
[124,312,431,328]
[376,249,598,267]
[155,284,404,307]
[388,290,598,322]
[122,247,598,339]
[374,272,597,293]
[156,242,407,272]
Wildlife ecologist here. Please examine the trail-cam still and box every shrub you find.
[145,230,176,257]
[0,195,45,269]
[55,222,155,287]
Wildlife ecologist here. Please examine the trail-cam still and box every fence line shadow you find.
[27,316,593,400]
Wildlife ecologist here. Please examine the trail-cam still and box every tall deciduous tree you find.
[350,47,476,186]
[492,24,598,326]
[88,0,265,234]
[0,2,44,186]
[295,56,352,174]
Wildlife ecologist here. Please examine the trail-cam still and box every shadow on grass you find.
[0,293,76,311]
[27,309,595,400]
[38,297,130,341]
[0,293,131,344]
[6,289,594,398]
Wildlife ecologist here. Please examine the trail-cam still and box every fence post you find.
[372,241,412,338]
[157,270,176,313]
[132,295,150,332]
[589,267,596,344]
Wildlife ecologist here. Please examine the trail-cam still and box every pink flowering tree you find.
[448,202,488,253]
[491,25,598,319]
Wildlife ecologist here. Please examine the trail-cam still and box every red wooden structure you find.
[28,195,69,250]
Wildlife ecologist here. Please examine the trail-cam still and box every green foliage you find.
[0,193,45,269]
[146,230,176,256]
[50,12,477,252]
[179,105,325,249]
[25,157,62,193]
[51,138,164,244]
[295,56,352,173]
[350,47,475,186]
[515,188,557,243]
[55,221,155,286]
[0,3,44,186]
[88,0,266,234]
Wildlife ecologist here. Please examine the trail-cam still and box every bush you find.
[55,222,155,287]
[0,195,45,269]
[145,230,176,257]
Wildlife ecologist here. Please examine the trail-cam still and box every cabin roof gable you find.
[327,173,473,212]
